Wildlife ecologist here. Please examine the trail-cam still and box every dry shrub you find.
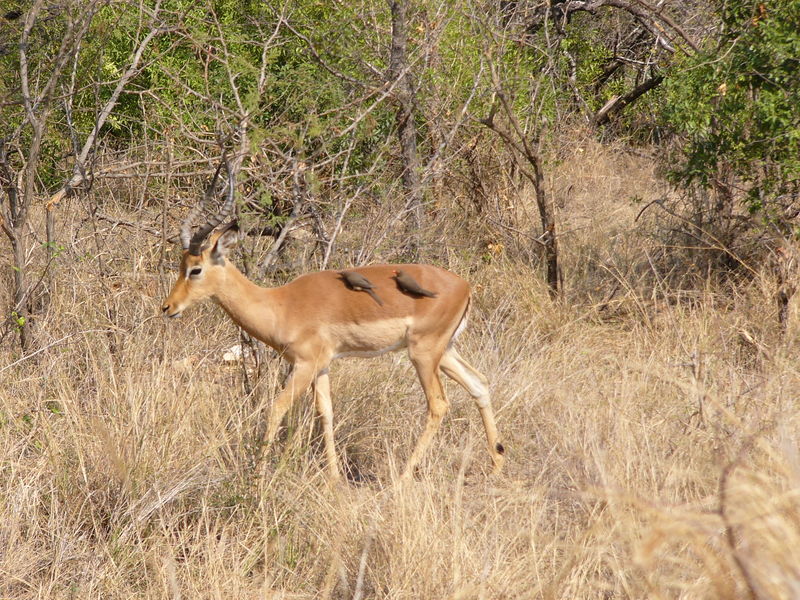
[1,142,799,599]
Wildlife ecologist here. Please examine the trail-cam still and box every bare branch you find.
[551,0,698,54]
[478,68,560,296]
[94,211,165,238]
[48,2,168,209]
[0,213,12,242]
[283,20,369,88]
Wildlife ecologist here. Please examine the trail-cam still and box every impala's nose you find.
[162,303,181,318]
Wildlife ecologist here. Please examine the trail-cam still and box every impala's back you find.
[270,264,470,360]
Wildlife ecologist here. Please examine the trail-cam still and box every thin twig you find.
[0,329,116,375]
[321,188,359,269]
[94,211,166,238]
[351,530,374,600]
[719,437,763,600]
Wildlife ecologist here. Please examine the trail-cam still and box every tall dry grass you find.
[1,142,799,599]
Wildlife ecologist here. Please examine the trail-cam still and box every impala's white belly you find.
[332,340,406,359]
[328,317,411,359]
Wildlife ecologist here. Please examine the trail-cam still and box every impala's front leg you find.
[313,369,340,481]
[264,361,317,450]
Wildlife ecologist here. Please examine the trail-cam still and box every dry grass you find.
[1,144,799,599]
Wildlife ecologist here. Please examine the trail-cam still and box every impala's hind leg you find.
[403,345,449,480]
[439,348,504,472]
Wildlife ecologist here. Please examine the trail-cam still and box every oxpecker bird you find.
[392,269,437,298]
[339,270,384,306]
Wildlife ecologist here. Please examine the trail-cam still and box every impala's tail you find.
[448,295,471,347]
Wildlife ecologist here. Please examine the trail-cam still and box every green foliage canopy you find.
[663,0,800,215]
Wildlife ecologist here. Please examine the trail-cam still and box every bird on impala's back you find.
[339,270,384,306]
[392,269,438,298]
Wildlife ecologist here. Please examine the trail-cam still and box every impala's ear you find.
[210,221,240,262]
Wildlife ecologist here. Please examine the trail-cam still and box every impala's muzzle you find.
[162,303,182,318]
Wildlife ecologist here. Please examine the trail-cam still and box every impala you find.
[162,161,504,480]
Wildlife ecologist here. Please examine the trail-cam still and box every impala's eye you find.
[189,267,202,277]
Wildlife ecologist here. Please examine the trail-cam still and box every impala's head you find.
[162,155,238,318]
[162,223,240,318]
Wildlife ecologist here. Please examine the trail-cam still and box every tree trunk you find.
[10,234,29,350]
[480,99,561,298]
[388,0,423,256]
[528,147,560,297]
[9,119,46,352]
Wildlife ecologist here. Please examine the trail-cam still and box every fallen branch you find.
[594,73,664,125]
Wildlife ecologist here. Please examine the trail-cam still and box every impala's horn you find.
[181,155,236,256]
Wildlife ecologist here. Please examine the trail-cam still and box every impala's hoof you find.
[491,444,506,474]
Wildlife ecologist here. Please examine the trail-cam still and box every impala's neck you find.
[211,262,280,347]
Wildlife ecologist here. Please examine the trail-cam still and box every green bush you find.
[663,0,800,222]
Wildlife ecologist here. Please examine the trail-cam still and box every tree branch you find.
[47,3,168,210]
[543,0,698,55]
[283,20,369,88]
[594,73,664,125]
